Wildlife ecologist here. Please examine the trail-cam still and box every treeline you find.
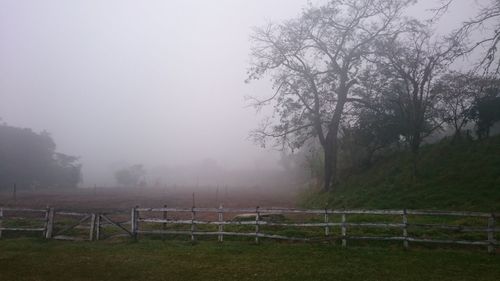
[113,159,304,189]
[338,73,500,169]
[0,123,81,190]
[247,0,500,191]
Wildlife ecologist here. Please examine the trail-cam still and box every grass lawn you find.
[0,238,499,281]
[303,136,500,212]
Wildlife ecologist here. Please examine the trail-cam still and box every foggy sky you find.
[0,0,478,185]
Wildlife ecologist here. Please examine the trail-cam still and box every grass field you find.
[1,137,499,280]
[303,136,500,212]
[0,238,499,281]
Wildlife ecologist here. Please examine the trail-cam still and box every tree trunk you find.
[323,133,340,191]
[323,144,333,191]
[323,122,342,191]
[322,90,347,191]
[410,133,421,180]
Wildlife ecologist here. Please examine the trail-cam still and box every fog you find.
[0,0,478,186]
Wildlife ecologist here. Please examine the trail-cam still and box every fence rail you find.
[0,207,47,238]
[0,206,497,254]
[0,207,131,241]
[134,206,498,253]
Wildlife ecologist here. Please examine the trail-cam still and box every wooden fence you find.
[135,206,498,253]
[0,207,130,241]
[0,206,498,253]
[0,207,48,238]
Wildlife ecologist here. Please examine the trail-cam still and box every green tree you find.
[0,123,81,189]
[372,21,461,175]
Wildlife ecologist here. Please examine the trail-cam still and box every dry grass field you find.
[0,186,298,212]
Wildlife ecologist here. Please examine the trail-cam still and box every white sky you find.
[0,0,480,185]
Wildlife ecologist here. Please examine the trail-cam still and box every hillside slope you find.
[302,136,500,212]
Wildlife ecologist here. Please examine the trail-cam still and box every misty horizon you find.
[0,0,479,186]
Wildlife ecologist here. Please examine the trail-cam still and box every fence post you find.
[131,206,138,240]
[0,207,3,239]
[89,214,96,241]
[216,186,219,205]
[403,209,409,249]
[162,204,167,240]
[191,193,196,242]
[488,214,496,254]
[191,207,196,242]
[96,214,101,240]
[341,211,347,248]
[42,206,49,238]
[44,208,54,239]
[324,209,329,237]
[135,206,140,239]
[218,204,224,242]
[13,183,17,204]
[255,206,260,244]
[12,184,17,203]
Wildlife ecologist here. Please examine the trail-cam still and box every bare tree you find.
[433,72,478,139]
[373,21,462,175]
[246,0,413,191]
[441,0,500,74]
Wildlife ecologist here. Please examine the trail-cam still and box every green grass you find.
[0,238,499,281]
[302,136,500,212]
[2,137,499,280]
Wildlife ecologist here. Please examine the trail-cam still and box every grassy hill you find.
[302,135,500,212]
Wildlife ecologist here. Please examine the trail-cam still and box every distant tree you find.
[373,21,461,175]
[344,68,406,167]
[342,109,402,167]
[51,153,83,187]
[0,124,82,189]
[303,144,324,186]
[277,147,319,185]
[470,87,500,139]
[433,72,478,139]
[115,164,146,188]
[247,0,413,191]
